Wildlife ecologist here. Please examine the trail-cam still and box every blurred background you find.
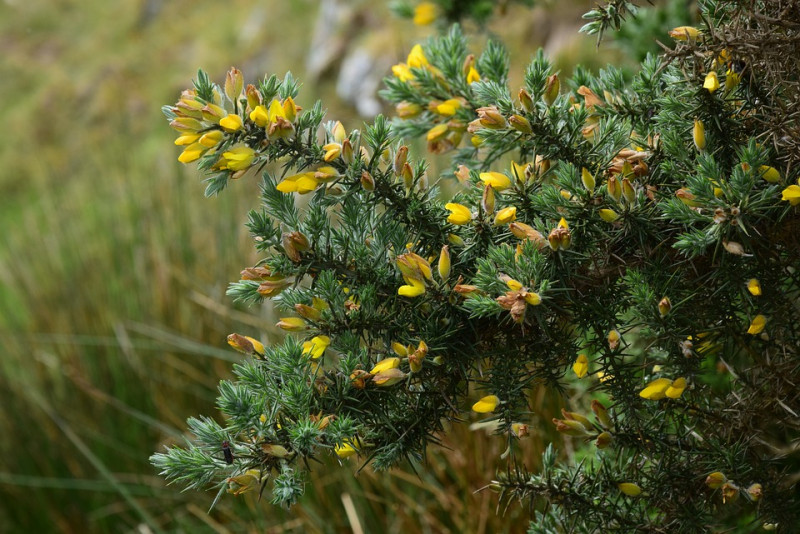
[0,0,684,531]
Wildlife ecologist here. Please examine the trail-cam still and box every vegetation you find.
[153,1,800,532]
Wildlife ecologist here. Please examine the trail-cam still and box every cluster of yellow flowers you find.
[169,67,301,178]
[391,44,481,153]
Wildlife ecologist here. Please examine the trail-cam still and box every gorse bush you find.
[152,1,800,531]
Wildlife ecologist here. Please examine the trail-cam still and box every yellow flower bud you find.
[607,175,622,203]
[437,245,451,281]
[282,97,298,122]
[396,102,422,118]
[332,120,347,144]
[322,142,342,162]
[668,26,702,40]
[227,333,265,356]
[494,206,517,225]
[705,471,727,489]
[658,296,672,317]
[591,400,612,429]
[693,118,706,151]
[572,354,589,378]
[448,233,465,247]
[581,167,595,192]
[621,177,635,204]
[746,483,763,502]
[618,483,642,497]
[472,395,500,413]
[360,170,375,191]
[481,184,495,215]
[427,123,449,142]
[608,329,621,350]
[518,88,534,112]
[295,303,322,321]
[543,74,560,106]
[552,418,591,436]
[509,115,532,134]
[759,165,780,183]
[598,209,619,223]
[276,317,307,331]
[595,431,613,449]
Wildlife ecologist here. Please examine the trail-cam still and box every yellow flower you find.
[199,130,224,148]
[618,483,642,497]
[725,68,740,92]
[219,113,243,132]
[392,63,414,82]
[174,133,201,146]
[782,183,800,205]
[372,367,406,386]
[668,26,702,40]
[466,66,480,84]
[479,172,511,191]
[435,98,461,116]
[703,71,720,93]
[413,2,437,25]
[178,143,206,164]
[407,44,429,69]
[493,206,517,225]
[747,314,766,335]
[472,395,500,413]
[639,377,687,400]
[249,105,269,127]
[445,203,472,225]
[666,377,687,398]
[220,146,255,172]
[276,172,319,194]
[370,357,400,374]
[398,277,425,297]
[572,354,589,378]
[322,142,342,162]
[747,279,762,296]
[227,470,264,496]
[759,165,780,183]
[335,439,361,459]
[302,335,331,359]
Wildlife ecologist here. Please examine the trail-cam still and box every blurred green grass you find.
[0,1,614,531]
